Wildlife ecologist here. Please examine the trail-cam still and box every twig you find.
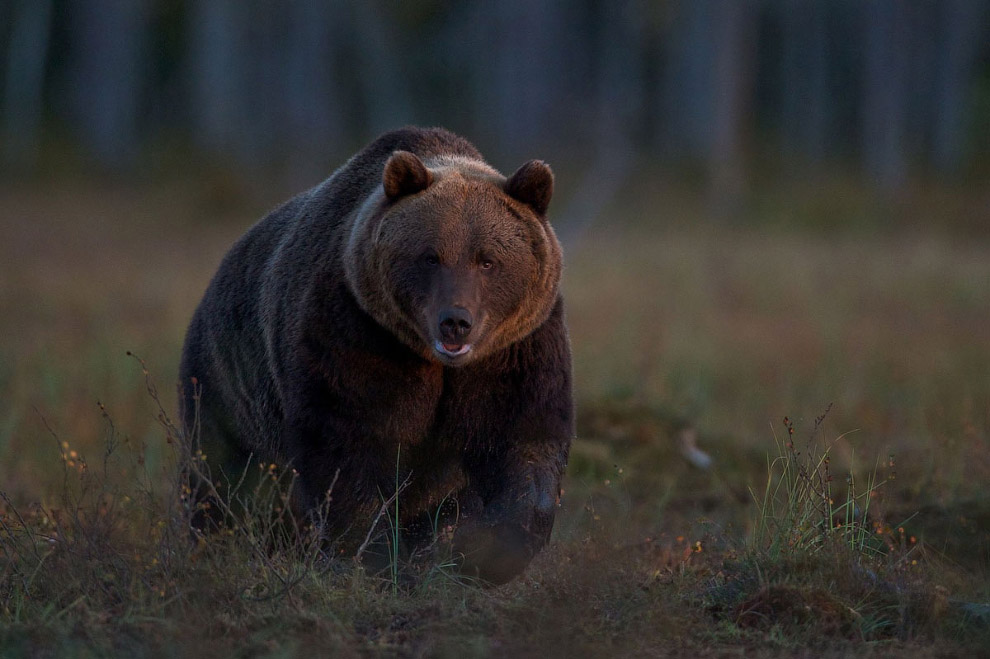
[354,472,411,563]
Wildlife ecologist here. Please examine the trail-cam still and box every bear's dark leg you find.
[279,415,389,552]
[401,489,483,558]
[453,465,559,585]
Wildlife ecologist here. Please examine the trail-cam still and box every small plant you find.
[750,405,889,559]
[382,445,404,594]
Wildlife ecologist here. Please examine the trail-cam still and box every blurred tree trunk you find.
[187,0,249,161]
[557,0,643,249]
[594,0,646,156]
[779,0,829,166]
[69,0,151,169]
[708,0,757,221]
[474,0,567,161]
[931,0,985,174]
[351,1,414,137]
[2,0,53,170]
[905,1,938,160]
[250,4,286,163]
[659,0,757,218]
[661,0,716,160]
[188,0,352,175]
[284,0,345,183]
[861,0,911,195]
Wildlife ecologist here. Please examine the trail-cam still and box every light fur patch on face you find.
[424,155,501,181]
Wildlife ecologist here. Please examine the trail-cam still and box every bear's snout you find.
[440,307,473,343]
[439,306,473,345]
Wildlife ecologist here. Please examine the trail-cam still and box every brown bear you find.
[179,127,573,584]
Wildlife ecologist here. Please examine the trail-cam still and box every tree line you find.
[2,0,987,198]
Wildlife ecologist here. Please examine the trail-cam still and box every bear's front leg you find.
[280,413,386,551]
[453,459,562,585]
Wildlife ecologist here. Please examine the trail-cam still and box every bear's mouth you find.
[435,340,472,358]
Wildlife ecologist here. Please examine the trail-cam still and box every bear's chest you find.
[337,352,444,446]
[345,357,507,454]
[317,302,518,456]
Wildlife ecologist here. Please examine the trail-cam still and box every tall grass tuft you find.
[750,406,888,560]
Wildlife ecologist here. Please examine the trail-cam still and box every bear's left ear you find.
[383,150,433,200]
[504,160,553,216]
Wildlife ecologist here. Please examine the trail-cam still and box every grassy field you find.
[1,175,988,657]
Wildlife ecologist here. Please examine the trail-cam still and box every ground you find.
[0,172,988,657]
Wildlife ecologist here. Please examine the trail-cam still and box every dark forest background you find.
[2,0,989,227]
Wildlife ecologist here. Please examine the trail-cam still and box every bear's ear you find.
[504,160,554,216]
[383,150,433,200]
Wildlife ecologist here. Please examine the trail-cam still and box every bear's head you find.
[344,150,562,366]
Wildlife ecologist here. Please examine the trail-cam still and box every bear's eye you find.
[424,254,440,266]
[480,259,495,270]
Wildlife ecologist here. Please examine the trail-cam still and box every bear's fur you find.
[179,127,573,584]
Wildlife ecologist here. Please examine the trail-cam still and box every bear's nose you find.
[439,307,473,342]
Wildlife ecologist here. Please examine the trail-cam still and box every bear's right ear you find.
[383,151,433,200]
[504,160,553,216]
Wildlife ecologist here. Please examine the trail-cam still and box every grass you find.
[749,409,888,559]
[0,175,989,656]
